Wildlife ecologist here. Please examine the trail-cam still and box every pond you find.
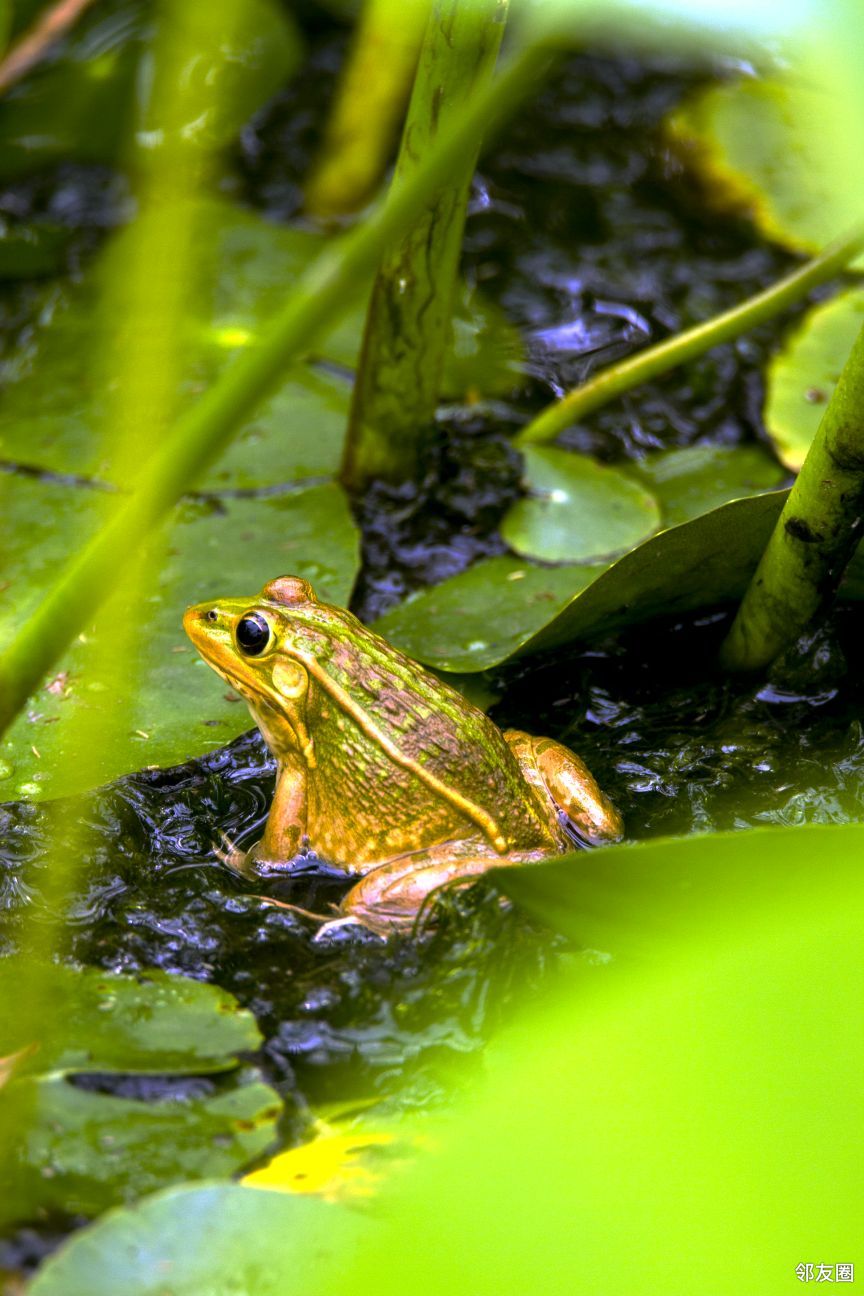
[0,3,862,1287]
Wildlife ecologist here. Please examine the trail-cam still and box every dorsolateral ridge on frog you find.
[184,575,622,935]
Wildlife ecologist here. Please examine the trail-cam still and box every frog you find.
[183,575,623,936]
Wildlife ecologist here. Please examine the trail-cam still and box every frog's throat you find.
[299,654,509,854]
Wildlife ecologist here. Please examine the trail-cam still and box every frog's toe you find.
[313,915,386,942]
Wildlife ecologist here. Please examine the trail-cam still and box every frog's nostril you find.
[205,609,218,623]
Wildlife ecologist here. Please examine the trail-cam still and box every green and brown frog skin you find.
[183,575,623,937]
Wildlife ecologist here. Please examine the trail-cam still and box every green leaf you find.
[375,492,789,671]
[373,555,607,672]
[28,1184,360,1296]
[0,206,354,487]
[764,287,864,471]
[0,482,359,800]
[0,961,261,1074]
[501,447,661,563]
[0,962,280,1229]
[669,75,862,260]
[633,444,787,526]
[30,824,863,1294]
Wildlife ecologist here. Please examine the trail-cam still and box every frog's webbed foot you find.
[336,842,531,938]
[504,730,623,845]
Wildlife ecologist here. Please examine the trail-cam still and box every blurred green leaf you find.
[502,446,661,563]
[634,443,787,526]
[28,1184,359,1296]
[669,74,864,261]
[0,0,300,179]
[0,218,70,277]
[0,482,359,800]
[0,962,280,1230]
[0,203,354,485]
[0,961,261,1074]
[27,822,864,1294]
[764,287,864,471]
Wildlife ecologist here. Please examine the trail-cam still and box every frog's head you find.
[184,576,326,765]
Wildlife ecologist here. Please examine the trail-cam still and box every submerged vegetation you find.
[0,0,862,1291]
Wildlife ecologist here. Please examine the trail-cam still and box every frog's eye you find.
[235,612,272,657]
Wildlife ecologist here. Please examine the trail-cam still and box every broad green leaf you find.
[764,287,864,470]
[633,444,787,526]
[0,961,261,1074]
[0,962,280,1230]
[669,75,861,259]
[28,1184,361,1296]
[373,556,607,672]
[1,1079,280,1229]
[501,447,661,563]
[30,823,863,1295]
[0,482,359,800]
[376,492,789,670]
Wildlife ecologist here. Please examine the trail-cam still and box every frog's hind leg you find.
[332,839,549,939]
[504,729,623,846]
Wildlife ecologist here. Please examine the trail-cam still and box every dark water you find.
[2,12,862,1273]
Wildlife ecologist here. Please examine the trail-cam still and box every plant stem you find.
[341,0,507,491]
[719,318,864,671]
[514,225,864,447]
[304,0,430,219]
[0,0,96,94]
[0,38,551,737]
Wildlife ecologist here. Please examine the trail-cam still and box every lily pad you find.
[0,961,261,1074]
[376,492,790,671]
[634,444,787,526]
[0,481,359,800]
[669,75,860,258]
[373,556,607,672]
[764,287,864,471]
[501,447,661,563]
[28,1183,360,1296]
[0,961,280,1229]
[0,206,355,488]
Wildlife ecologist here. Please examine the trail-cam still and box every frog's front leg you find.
[505,729,623,846]
[246,759,308,868]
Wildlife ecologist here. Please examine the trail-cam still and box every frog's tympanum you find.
[184,576,623,936]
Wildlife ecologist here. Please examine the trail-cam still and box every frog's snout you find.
[183,603,217,648]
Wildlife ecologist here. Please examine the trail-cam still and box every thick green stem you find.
[719,319,864,671]
[341,0,507,491]
[304,0,430,219]
[0,39,550,737]
[515,226,864,447]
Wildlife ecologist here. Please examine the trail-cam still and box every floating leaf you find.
[376,493,790,670]
[502,447,661,564]
[0,206,354,488]
[764,287,864,471]
[0,961,261,1075]
[0,962,279,1229]
[373,556,607,672]
[0,482,359,800]
[670,75,860,259]
[28,1184,360,1296]
[634,444,787,526]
